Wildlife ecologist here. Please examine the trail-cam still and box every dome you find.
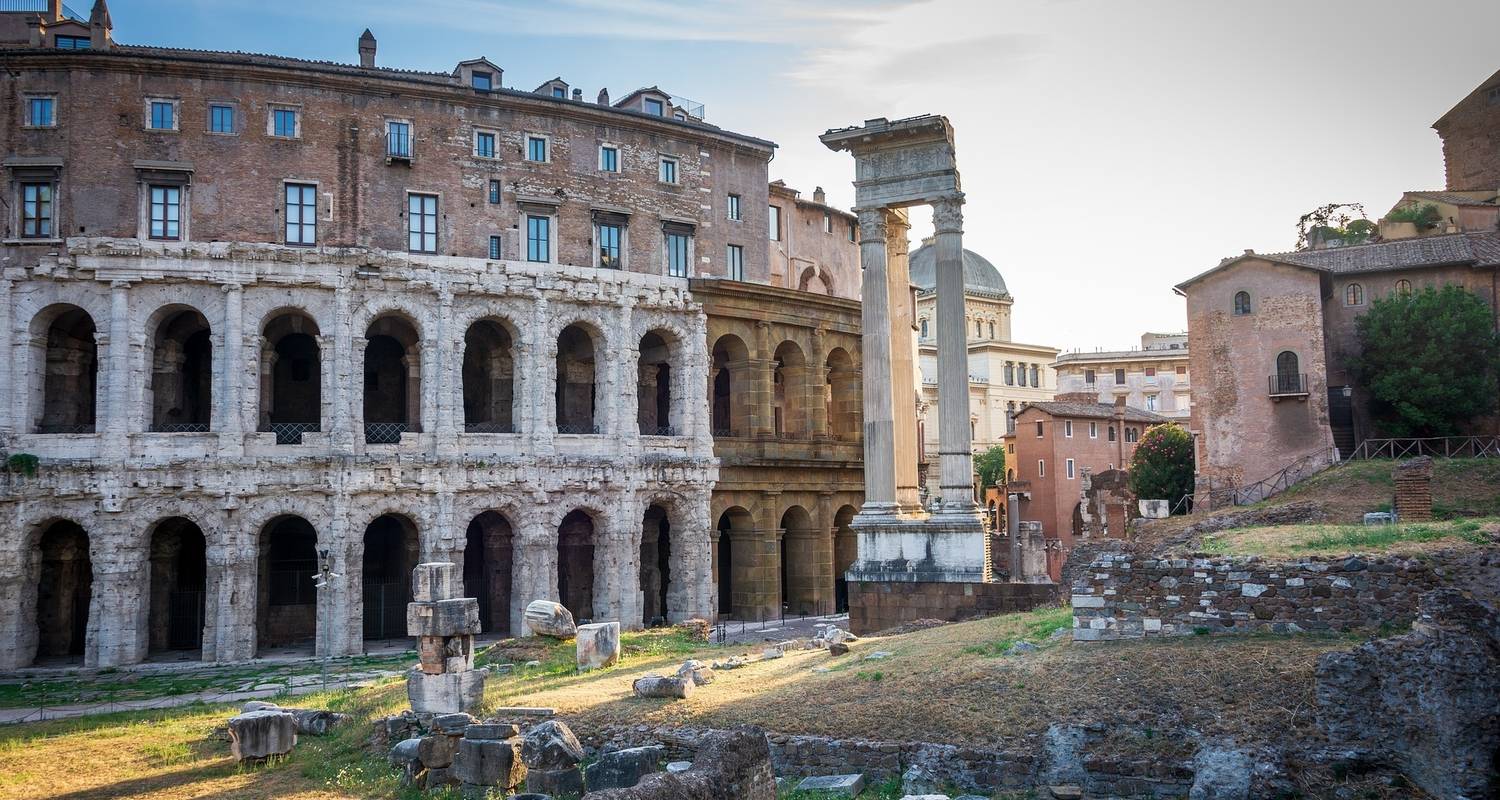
[907,242,1008,297]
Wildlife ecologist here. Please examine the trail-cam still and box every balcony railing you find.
[33,423,94,434]
[364,422,408,444]
[641,425,678,436]
[268,422,319,445]
[464,421,515,434]
[556,423,600,435]
[151,423,211,433]
[1268,373,1309,397]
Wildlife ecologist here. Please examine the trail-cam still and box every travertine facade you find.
[0,5,868,666]
[1053,332,1190,421]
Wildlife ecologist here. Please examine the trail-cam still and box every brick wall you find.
[1070,551,1441,640]
[847,579,1058,635]
[1435,74,1500,191]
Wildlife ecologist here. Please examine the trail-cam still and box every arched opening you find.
[798,266,832,296]
[364,315,421,443]
[34,520,91,664]
[638,331,674,435]
[149,308,212,432]
[556,324,597,434]
[710,334,748,436]
[833,505,858,614]
[779,506,819,615]
[463,319,515,433]
[147,517,206,657]
[257,515,318,653]
[825,347,860,441]
[773,340,807,437]
[1275,351,1301,394]
[557,510,595,622]
[464,511,513,636]
[639,504,671,626]
[715,506,754,619]
[1233,291,1251,316]
[362,514,419,641]
[261,311,322,444]
[33,306,98,434]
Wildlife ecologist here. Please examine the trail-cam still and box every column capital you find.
[856,208,889,242]
[931,195,964,234]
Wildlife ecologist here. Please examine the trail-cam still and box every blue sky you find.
[109,0,1500,351]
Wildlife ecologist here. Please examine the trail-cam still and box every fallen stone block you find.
[451,736,526,789]
[419,733,463,769]
[433,712,478,734]
[408,668,488,714]
[578,726,776,799]
[412,561,463,602]
[576,621,621,671]
[407,598,482,637]
[527,766,584,795]
[633,674,693,699]
[525,600,577,638]
[795,774,867,797]
[389,737,423,779]
[466,723,519,740]
[676,660,715,686]
[828,642,849,657]
[761,647,784,660]
[583,745,665,790]
[228,709,297,761]
[666,761,692,773]
[520,719,585,771]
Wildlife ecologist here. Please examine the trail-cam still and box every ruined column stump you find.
[405,562,488,714]
[1393,456,1434,522]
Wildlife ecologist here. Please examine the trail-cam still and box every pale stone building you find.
[0,4,861,666]
[767,181,861,301]
[912,241,1058,489]
[1053,332,1191,421]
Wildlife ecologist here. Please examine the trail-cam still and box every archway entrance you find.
[556,324,597,433]
[35,306,98,433]
[261,311,321,444]
[464,511,514,635]
[638,332,673,435]
[149,309,213,432]
[463,320,515,433]
[833,505,858,614]
[148,517,207,657]
[639,505,671,626]
[557,510,595,622]
[709,335,747,436]
[363,514,418,641]
[34,520,91,664]
[364,315,421,443]
[257,515,317,653]
[780,506,818,615]
[772,341,807,437]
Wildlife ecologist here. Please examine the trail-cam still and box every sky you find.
[109,0,1500,351]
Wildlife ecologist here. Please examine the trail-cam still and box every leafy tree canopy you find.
[975,444,1006,489]
[1353,285,1500,436]
[1127,424,1194,512]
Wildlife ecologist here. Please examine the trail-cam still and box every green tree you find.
[1353,285,1500,436]
[1127,424,1194,512]
[974,444,1006,489]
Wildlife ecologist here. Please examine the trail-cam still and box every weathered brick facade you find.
[1434,67,1500,191]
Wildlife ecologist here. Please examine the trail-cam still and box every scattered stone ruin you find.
[405,562,487,715]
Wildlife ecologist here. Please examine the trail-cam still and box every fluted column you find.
[932,195,979,512]
[854,208,897,512]
[885,210,921,509]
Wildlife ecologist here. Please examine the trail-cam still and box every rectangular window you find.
[526,214,550,262]
[20,183,53,238]
[1084,369,1096,385]
[1126,427,1139,443]
[272,107,298,138]
[823,210,832,233]
[149,185,181,240]
[727,194,741,221]
[55,34,90,49]
[408,193,438,253]
[471,71,493,91]
[726,244,744,280]
[1066,459,1076,480]
[475,131,497,159]
[387,121,411,157]
[769,205,781,241]
[149,100,175,130]
[27,97,54,127]
[1032,366,1040,388]
[526,135,547,162]
[1145,366,1157,377]
[644,97,664,116]
[1114,368,1126,384]
[552,87,566,98]
[596,223,622,269]
[488,235,502,260]
[1177,365,1187,375]
[1035,420,1044,438]
[599,145,619,172]
[1108,426,1117,442]
[666,232,690,277]
[1146,394,1158,411]
[1064,420,1073,438]
[284,183,317,245]
[1038,459,1046,478]
[658,156,678,184]
[1089,421,1098,438]
[209,104,235,134]
[488,179,502,205]
[849,222,857,242]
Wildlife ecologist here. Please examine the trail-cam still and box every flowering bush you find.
[1127,424,1194,513]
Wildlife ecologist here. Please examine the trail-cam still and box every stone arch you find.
[361,513,420,641]
[555,323,598,433]
[637,328,678,435]
[710,333,750,436]
[557,509,597,622]
[714,506,754,618]
[146,516,207,656]
[463,317,518,433]
[639,502,672,626]
[778,505,820,615]
[773,340,809,437]
[825,346,860,441]
[464,510,515,636]
[146,305,213,432]
[260,308,323,441]
[30,519,93,664]
[256,514,319,654]
[1275,350,1301,394]
[833,504,858,614]
[798,265,834,296]
[364,313,422,442]
[30,304,98,434]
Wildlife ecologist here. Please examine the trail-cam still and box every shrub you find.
[1127,424,1194,512]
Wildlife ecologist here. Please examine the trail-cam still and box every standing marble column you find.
[884,210,921,510]
[931,195,979,513]
[854,208,897,513]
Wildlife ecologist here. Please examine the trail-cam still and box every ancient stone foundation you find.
[847,580,1059,635]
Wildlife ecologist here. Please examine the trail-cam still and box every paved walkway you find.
[716,612,851,645]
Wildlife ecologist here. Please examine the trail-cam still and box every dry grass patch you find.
[1202,517,1497,558]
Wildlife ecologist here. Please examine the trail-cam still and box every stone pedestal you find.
[405,562,487,714]
[576,621,620,671]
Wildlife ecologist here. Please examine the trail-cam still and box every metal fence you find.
[556,423,600,435]
[269,422,319,445]
[362,580,409,640]
[167,591,205,651]
[364,422,408,444]
[152,423,211,433]
[464,421,515,434]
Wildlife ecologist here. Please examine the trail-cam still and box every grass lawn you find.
[1201,517,1497,558]
[0,610,1367,799]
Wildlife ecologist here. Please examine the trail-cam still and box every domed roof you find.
[907,242,1008,297]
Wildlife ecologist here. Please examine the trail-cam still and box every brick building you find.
[1176,66,1500,507]
[1053,332,1191,421]
[768,181,861,301]
[0,2,862,666]
[1002,396,1166,580]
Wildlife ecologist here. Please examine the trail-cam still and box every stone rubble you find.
[227,708,298,761]
[405,563,488,714]
[525,600,579,638]
[583,745,666,790]
[576,621,621,671]
[632,674,694,699]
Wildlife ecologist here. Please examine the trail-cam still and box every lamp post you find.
[312,548,340,693]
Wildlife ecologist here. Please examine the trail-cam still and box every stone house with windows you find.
[1054,332,1191,421]
[0,3,862,667]
[1002,396,1166,581]
[767,180,861,301]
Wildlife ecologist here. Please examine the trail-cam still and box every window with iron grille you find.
[21,183,52,238]
[149,185,181,240]
[387,121,411,157]
[408,193,438,253]
[488,235,502,260]
[488,179,502,205]
[285,183,317,245]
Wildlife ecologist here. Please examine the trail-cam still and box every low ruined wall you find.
[847,580,1060,635]
[1070,551,1442,640]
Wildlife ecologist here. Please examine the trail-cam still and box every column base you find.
[849,512,990,584]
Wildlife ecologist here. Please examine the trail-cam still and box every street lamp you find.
[312,549,341,692]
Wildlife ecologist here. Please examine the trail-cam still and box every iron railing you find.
[641,425,677,436]
[33,423,94,434]
[364,422,408,444]
[1345,435,1500,461]
[0,1,86,18]
[1231,449,1333,506]
[267,569,317,606]
[386,128,411,159]
[268,422,319,445]
[464,421,515,434]
[151,423,210,433]
[710,428,733,438]
[362,579,409,640]
[556,423,600,435]
[167,590,205,651]
[1268,373,1309,396]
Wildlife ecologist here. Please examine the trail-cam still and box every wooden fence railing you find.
[1344,435,1500,461]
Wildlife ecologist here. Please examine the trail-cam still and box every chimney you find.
[571,88,583,101]
[88,0,112,50]
[48,0,62,22]
[813,186,826,204]
[358,28,377,68]
[597,88,610,105]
